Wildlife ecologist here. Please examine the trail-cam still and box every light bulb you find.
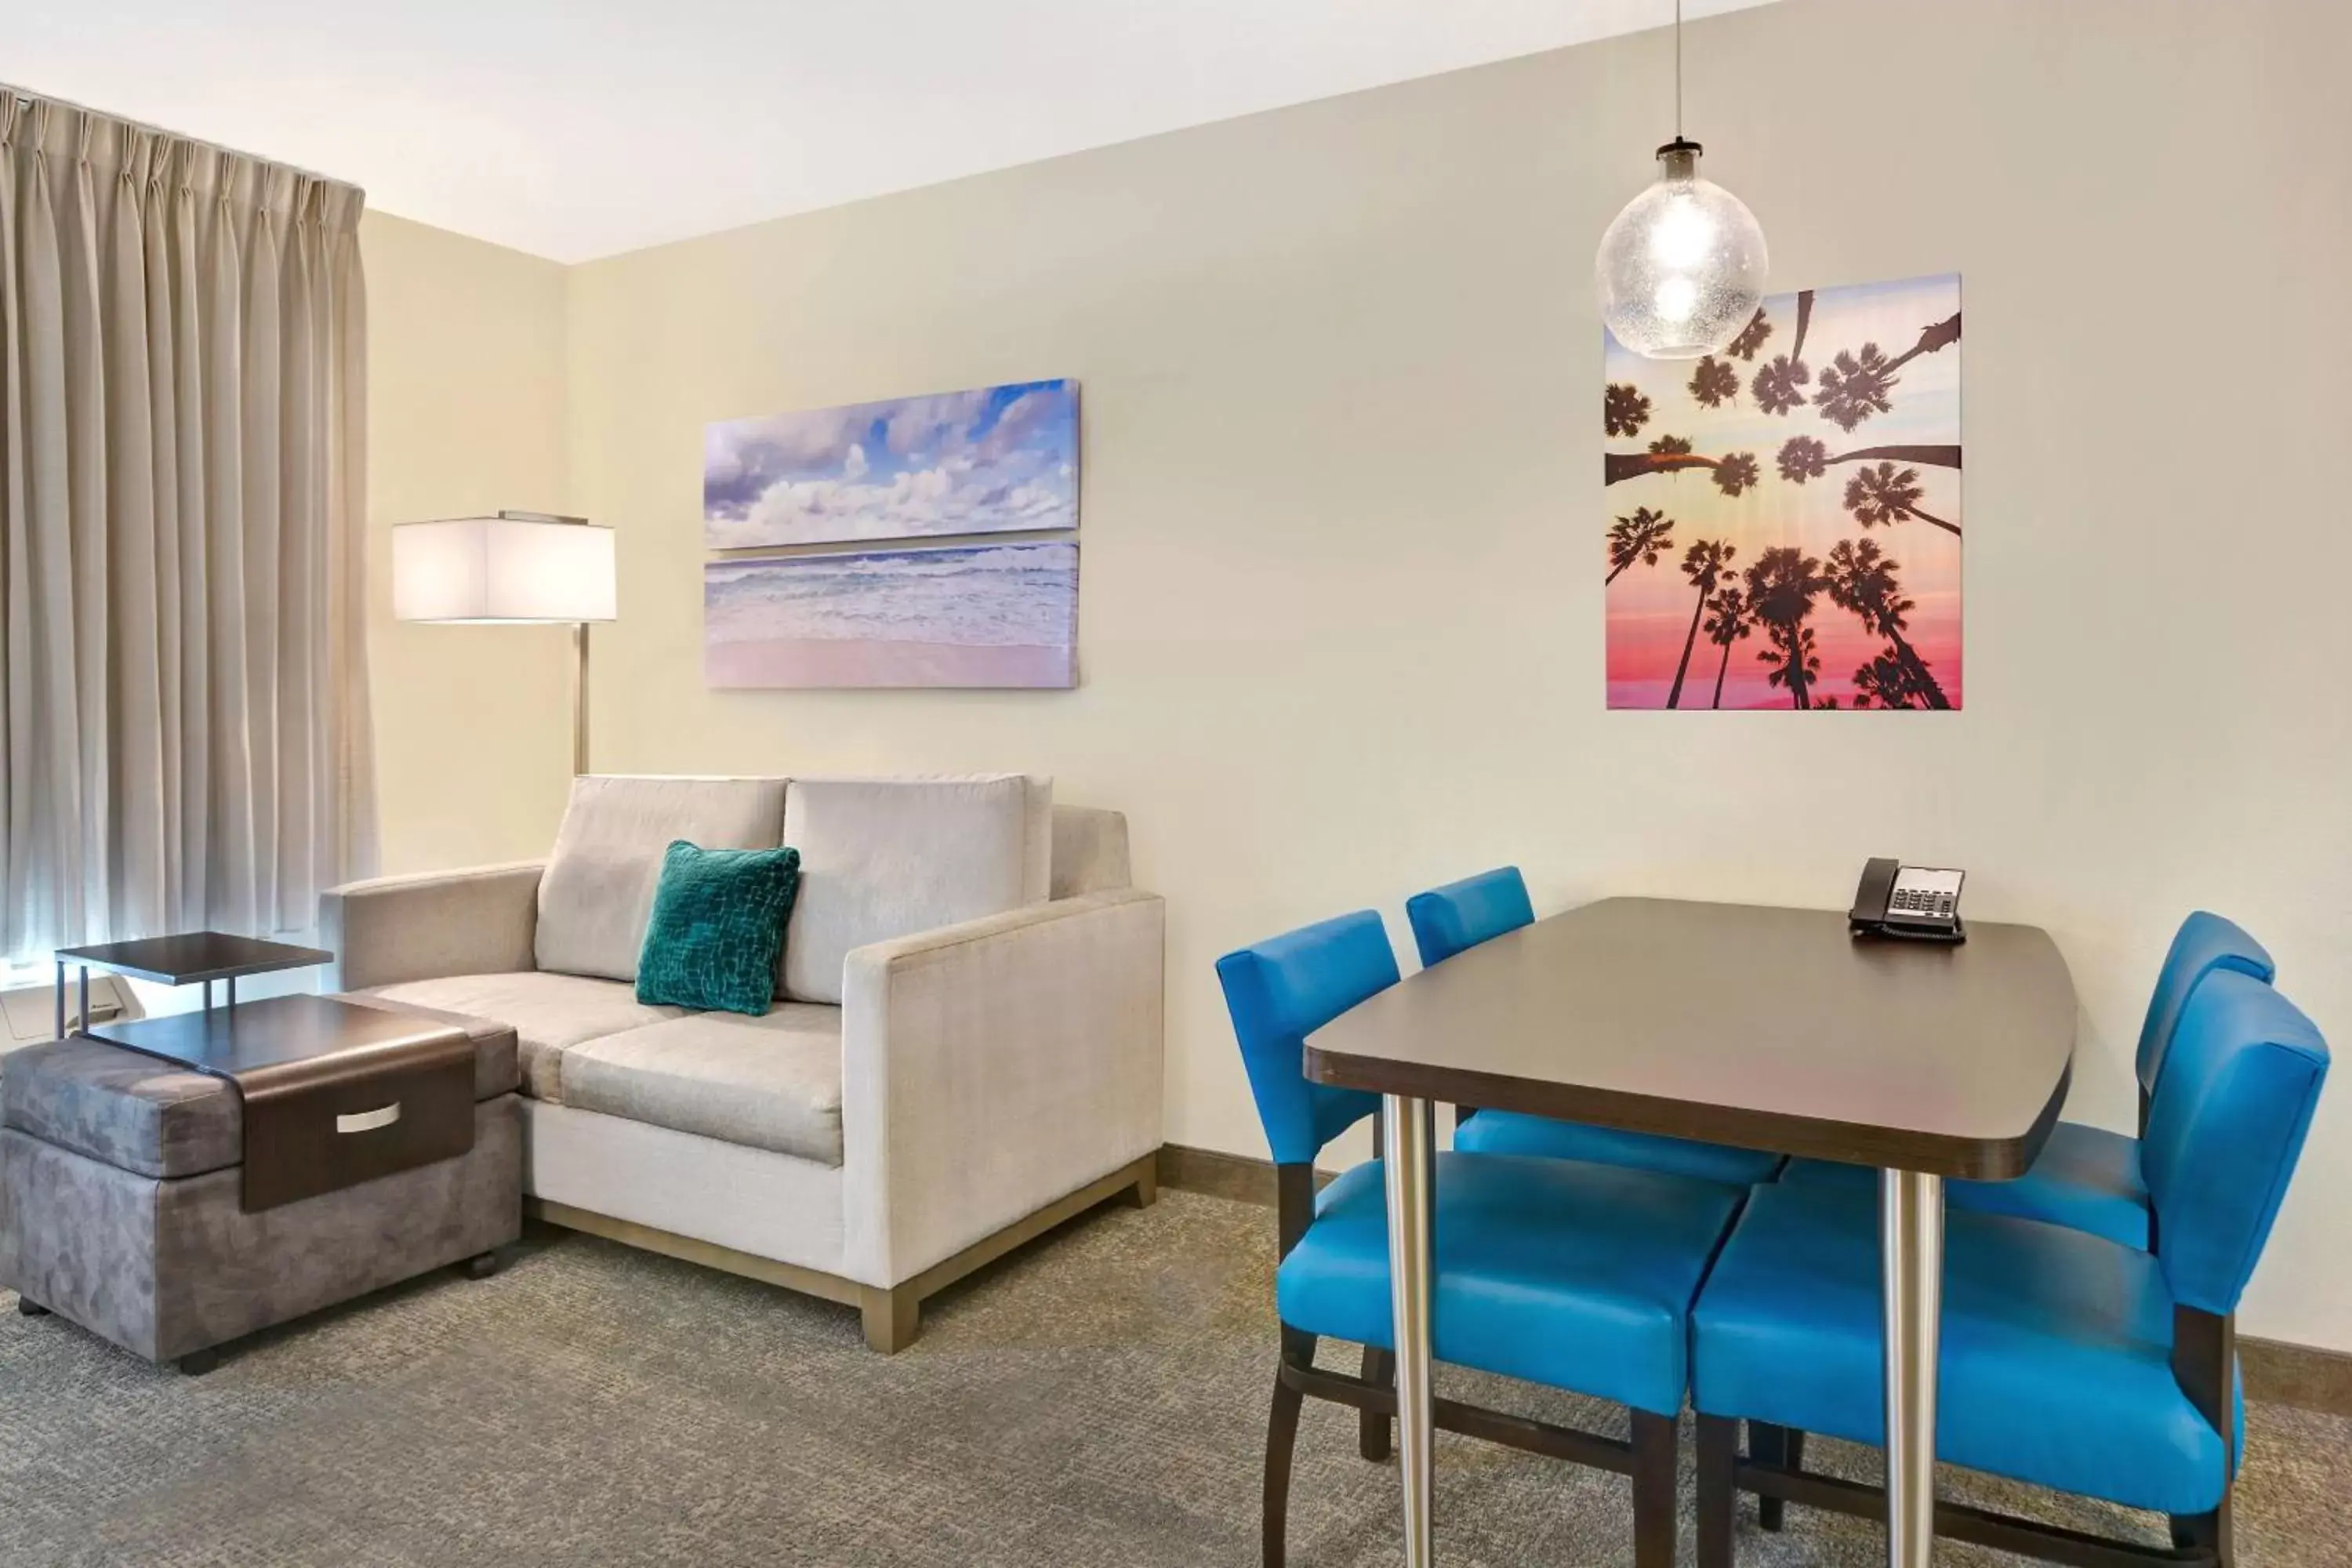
[1648,196,1715,270]
[1597,141,1768,360]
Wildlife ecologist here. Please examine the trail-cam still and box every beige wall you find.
[370,0,2352,1345]
[363,211,575,872]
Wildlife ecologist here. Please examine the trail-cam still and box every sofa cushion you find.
[560,1004,845,1166]
[357,971,684,1102]
[535,775,788,982]
[1050,804,1131,898]
[0,1008,520,1179]
[780,775,1051,1005]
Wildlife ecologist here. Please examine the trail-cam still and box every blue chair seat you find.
[1276,1151,1743,1417]
[1691,1182,2234,1518]
[1455,1109,1784,1185]
[1777,1119,2151,1250]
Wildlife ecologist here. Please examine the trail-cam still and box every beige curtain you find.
[0,89,376,961]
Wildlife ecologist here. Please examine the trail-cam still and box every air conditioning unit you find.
[0,973,145,1073]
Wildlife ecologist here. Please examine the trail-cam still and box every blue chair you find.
[1218,909,1748,1568]
[1690,969,2328,1568]
[1778,911,2274,1250]
[1410,868,1784,1185]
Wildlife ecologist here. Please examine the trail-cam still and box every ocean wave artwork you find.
[705,379,1079,548]
[705,541,1078,689]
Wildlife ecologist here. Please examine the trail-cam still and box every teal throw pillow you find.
[635,840,801,1016]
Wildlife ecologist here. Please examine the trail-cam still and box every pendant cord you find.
[1675,0,1684,139]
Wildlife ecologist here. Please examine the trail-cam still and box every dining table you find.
[1303,895,2077,1568]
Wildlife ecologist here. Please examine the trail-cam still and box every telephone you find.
[1849,858,1967,943]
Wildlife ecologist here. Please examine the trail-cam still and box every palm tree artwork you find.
[1700,586,1756,709]
[1823,537,1950,708]
[1603,273,1962,710]
[1606,508,1676,585]
[1842,462,1959,536]
[1604,383,1653,438]
[1665,540,1737,709]
[1744,547,1828,708]
[1852,650,1925,709]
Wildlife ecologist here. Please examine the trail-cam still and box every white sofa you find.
[318,774,1164,1351]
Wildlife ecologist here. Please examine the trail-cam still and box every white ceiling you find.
[9,0,1773,263]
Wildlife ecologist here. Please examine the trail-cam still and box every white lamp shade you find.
[392,516,617,622]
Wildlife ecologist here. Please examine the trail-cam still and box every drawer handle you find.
[336,1103,402,1134]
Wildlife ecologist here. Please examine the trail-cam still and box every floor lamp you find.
[391,512,619,775]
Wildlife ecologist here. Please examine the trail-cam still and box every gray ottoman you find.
[0,996,521,1373]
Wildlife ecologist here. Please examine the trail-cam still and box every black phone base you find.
[1850,916,1967,946]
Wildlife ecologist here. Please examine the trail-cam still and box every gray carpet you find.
[2,1189,2346,1566]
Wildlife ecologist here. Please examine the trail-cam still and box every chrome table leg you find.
[1881,1168,1944,1568]
[1385,1093,1436,1566]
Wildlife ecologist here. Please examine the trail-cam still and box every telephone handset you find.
[1849,858,1966,943]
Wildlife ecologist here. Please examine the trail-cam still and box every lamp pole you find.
[572,621,591,775]
[493,510,597,776]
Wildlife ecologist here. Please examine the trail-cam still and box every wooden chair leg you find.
[1359,1346,1394,1461]
[859,1283,920,1353]
[1697,1414,1739,1568]
[1264,1372,1306,1568]
[1124,1160,1160,1208]
[1630,1410,1679,1568]
[1751,1421,1804,1531]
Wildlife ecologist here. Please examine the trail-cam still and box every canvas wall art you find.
[704,379,1078,548]
[704,540,1077,689]
[1602,273,1962,710]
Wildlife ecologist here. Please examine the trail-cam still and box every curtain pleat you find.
[0,89,376,961]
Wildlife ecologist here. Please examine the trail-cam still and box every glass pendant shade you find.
[1596,140,1768,360]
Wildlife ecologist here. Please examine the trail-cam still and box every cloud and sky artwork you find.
[705,541,1078,689]
[1602,274,1962,711]
[704,379,1079,548]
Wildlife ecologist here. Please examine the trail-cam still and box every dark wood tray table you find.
[83,995,477,1212]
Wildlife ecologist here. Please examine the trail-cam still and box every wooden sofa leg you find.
[861,1284,920,1354]
[1124,1160,1160,1208]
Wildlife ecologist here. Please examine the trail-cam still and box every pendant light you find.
[1595,0,1768,359]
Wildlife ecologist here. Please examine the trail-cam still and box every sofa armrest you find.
[318,862,546,993]
[837,888,1166,1288]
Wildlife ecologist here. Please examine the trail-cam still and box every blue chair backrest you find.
[2142,970,2328,1316]
[2136,912,2274,1097]
[1215,910,1397,1165]
[1406,866,1535,968]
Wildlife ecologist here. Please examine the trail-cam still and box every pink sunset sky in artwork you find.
[1604,274,1962,711]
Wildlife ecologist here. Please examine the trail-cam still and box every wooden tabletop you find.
[1305,897,2078,1179]
[54,931,333,986]
[84,995,464,1084]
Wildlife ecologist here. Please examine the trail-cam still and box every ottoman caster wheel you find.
[177,1348,222,1377]
[463,1251,503,1281]
[15,1297,50,1317]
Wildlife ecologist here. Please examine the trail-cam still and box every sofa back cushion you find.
[1050,804,1132,898]
[779,775,1051,1004]
[535,775,788,982]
